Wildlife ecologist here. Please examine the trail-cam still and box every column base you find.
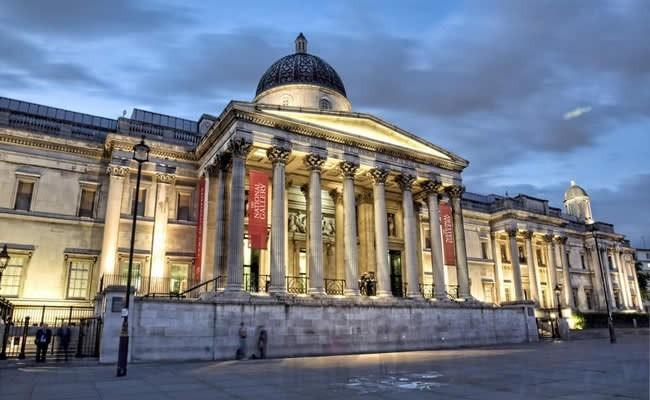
[407,292,423,299]
[344,288,360,296]
[308,288,327,297]
[224,284,245,293]
[375,290,393,298]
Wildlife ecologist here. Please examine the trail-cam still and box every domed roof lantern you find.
[564,180,589,201]
[295,32,307,54]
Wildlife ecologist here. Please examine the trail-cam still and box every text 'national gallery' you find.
[0,35,643,343]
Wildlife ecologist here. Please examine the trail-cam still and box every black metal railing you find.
[176,276,226,299]
[11,305,95,326]
[0,296,13,323]
[244,274,270,293]
[419,283,435,299]
[286,275,308,295]
[446,285,459,300]
[325,279,345,296]
[100,274,199,297]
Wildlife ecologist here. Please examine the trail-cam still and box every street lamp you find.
[554,284,562,339]
[0,244,10,290]
[116,136,150,377]
[591,224,616,344]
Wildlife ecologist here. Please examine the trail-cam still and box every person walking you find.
[35,323,52,363]
[257,326,268,359]
[237,322,247,360]
[57,324,72,361]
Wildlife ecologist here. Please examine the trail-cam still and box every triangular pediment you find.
[257,107,465,165]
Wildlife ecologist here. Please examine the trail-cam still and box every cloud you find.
[564,106,592,120]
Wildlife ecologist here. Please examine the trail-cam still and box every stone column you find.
[267,146,291,294]
[601,247,617,310]
[522,231,539,302]
[329,189,345,281]
[556,236,574,308]
[447,185,470,299]
[396,174,420,298]
[587,244,606,310]
[340,161,360,296]
[629,256,643,310]
[370,168,391,297]
[209,154,231,280]
[615,249,631,309]
[305,153,326,295]
[150,171,175,279]
[99,165,129,281]
[225,137,252,292]
[543,234,558,307]
[506,226,524,301]
[422,180,446,300]
[491,232,505,302]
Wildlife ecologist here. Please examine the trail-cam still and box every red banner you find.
[439,202,456,265]
[248,170,269,249]
[194,176,206,282]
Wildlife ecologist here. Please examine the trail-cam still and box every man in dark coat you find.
[257,326,268,359]
[35,323,52,362]
[57,324,72,361]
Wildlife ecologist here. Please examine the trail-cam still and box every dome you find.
[255,34,347,98]
[564,180,588,201]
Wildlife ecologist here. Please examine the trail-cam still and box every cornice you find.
[0,129,104,159]
[105,136,197,162]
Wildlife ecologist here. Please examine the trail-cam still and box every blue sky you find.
[1,0,648,246]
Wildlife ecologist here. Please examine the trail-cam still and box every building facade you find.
[0,35,643,318]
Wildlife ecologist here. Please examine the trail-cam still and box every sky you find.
[0,0,648,247]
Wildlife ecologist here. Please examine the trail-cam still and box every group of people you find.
[237,322,267,360]
[34,323,72,362]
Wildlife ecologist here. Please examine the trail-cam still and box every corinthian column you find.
[615,249,631,309]
[209,153,231,281]
[305,153,326,295]
[543,234,558,307]
[267,145,291,294]
[329,189,345,281]
[99,165,129,282]
[507,226,523,301]
[150,170,175,279]
[447,185,470,299]
[340,161,359,296]
[491,232,505,302]
[225,137,252,292]
[422,179,446,300]
[522,231,539,302]
[369,168,391,297]
[556,236,574,308]
[396,174,420,298]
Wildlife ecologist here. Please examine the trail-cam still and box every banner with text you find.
[194,176,206,282]
[439,202,456,265]
[248,170,269,249]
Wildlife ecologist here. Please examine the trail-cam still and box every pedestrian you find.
[257,326,267,359]
[57,323,72,361]
[237,322,247,360]
[34,323,52,363]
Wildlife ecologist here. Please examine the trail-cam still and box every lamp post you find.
[116,136,150,377]
[0,244,10,291]
[554,284,562,339]
[591,224,616,344]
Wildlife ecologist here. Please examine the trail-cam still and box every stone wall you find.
[99,293,537,363]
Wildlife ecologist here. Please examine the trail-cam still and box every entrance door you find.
[389,250,404,297]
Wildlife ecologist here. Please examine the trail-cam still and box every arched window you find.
[319,98,331,110]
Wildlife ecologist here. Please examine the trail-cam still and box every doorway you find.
[389,250,404,297]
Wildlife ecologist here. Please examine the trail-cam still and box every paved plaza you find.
[0,335,648,400]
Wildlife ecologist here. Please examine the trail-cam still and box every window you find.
[0,255,25,297]
[584,289,593,310]
[14,181,34,211]
[504,287,512,302]
[540,289,547,308]
[483,283,494,303]
[566,252,572,269]
[613,290,621,309]
[78,188,96,218]
[132,188,146,216]
[170,263,189,293]
[119,260,142,290]
[481,242,488,260]
[518,245,527,263]
[319,98,331,110]
[500,244,509,263]
[536,248,545,266]
[177,193,191,221]
[607,255,615,270]
[66,260,91,299]
[572,288,578,307]
[580,254,586,269]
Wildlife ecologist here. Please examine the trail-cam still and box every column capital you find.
[106,165,129,178]
[304,153,326,170]
[506,227,518,238]
[395,173,416,192]
[446,184,465,199]
[228,137,252,159]
[328,189,343,204]
[542,234,554,244]
[554,236,568,245]
[357,191,373,205]
[267,146,291,165]
[521,230,534,240]
[339,161,359,178]
[421,179,444,196]
[368,168,389,184]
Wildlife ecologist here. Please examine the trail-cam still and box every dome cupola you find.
[564,180,593,223]
[254,34,351,111]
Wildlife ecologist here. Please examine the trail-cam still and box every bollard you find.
[0,318,12,360]
[18,317,29,359]
[76,320,84,358]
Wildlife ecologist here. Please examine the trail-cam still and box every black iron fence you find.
[11,305,95,326]
[100,274,200,296]
[446,285,459,300]
[325,279,345,296]
[419,283,435,299]
[286,275,308,294]
[1,296,13,323]
[244,274,270,293]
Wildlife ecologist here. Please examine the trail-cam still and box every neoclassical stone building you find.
[0,34,642,319]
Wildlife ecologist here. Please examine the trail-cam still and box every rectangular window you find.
[483,283,494,303]
[66,260,91,299]
[132,188,146,216]
[169,263,189,293]
[581,254,586,269]
[177,193,191,221]
[613,290,621,308]
[298,249,307,276]
[14,181,34,211]
[481,242,488,260]
[0,255,25,297]
[584,289,593,310]
[540,289,547,308]
[607,255,614,270]
[500,244,509,263]
[566,252,572,269]
[504,287,512,302]
[78,188,96,218]
[518,245,527,263]
[572,288,579,307]
[423,228,431,250]
[537,248,545,266]
[119,260,142,290]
